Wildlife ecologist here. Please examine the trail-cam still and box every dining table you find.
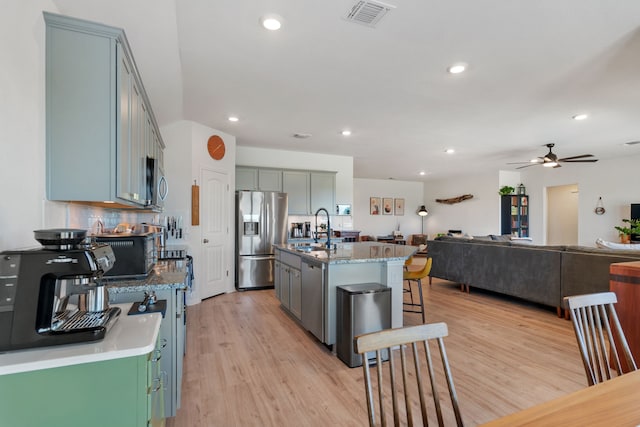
[479,369,640,426]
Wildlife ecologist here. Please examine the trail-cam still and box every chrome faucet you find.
[314,207,331,247]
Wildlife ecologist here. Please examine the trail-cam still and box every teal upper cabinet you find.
[283,170,310,214]
[44,12,164,208]
[236,167,282,191]
[310,172,335,214]
[236,166,335,215]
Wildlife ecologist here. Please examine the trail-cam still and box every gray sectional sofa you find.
[427,236,640,315]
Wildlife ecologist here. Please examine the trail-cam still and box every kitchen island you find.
[0,304,163,427]
[274,242,416,346]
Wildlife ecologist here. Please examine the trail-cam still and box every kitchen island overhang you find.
[274,242,417,346]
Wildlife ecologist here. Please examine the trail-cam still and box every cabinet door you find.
[236,167,258,190]
[174,289,186,411]
[311,172,336,213]
[274,260,282,301]
[130,79,144,204]
[258,169,282,191]
[279,264,291,309]
[46,22,115,202]
[290,267,302,320]
[117,45,134,202]
[283,171,310,214]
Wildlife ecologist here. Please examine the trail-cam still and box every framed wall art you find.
[370,197,381,215]
[394,198,405,216]
[383,198,393,215]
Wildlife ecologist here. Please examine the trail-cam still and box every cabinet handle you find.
[152,377,162,392]
[158,175,169,201]
[160,338,168,348]
[152,349,162,362]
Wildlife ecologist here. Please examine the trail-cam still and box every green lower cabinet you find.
[0,350,163,427]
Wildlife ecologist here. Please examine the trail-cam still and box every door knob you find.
[203,239,209,243]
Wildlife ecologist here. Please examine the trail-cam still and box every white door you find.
[546,184,579,245]
[200,168,230,299]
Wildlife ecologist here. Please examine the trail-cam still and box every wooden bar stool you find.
[403,257,432,323]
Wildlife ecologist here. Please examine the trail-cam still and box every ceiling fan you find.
[508,143,598,169]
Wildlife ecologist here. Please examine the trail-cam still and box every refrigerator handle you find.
[240,255,275,261]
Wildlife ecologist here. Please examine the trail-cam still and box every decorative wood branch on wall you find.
[435,194,474,205]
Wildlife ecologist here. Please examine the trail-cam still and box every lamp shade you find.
[417,205,429,216]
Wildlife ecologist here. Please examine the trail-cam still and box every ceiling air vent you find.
[345,0,396,28]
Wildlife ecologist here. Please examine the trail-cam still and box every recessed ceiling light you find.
[341,130,352,136]
[261,14,283,31]
[228,116,239,122]
[572,114,588,121]
[447,63,467,74]
[445,148,455,154]
[419,171,426,176]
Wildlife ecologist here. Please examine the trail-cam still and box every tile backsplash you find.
[66,204,159,234]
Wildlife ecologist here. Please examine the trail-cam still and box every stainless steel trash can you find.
[336,283,391,368]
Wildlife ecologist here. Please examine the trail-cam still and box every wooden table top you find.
[480,370,640,427]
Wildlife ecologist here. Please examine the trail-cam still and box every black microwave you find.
[95,232,156,278]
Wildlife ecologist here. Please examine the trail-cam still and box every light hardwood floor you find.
[167,277,587,426]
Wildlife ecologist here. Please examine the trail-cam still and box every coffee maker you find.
[0,229,121,352]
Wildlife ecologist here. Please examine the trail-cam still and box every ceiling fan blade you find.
[516,163,539,169]
[560,159,599,163]
[507,161,535,165]
[558,154,594,161]
[553,164,562,168]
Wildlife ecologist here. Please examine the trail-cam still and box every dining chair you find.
[403,257,432,323]
[564,292,638,386]
[355,322,464,427]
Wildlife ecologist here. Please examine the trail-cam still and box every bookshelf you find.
[500,194,529,237]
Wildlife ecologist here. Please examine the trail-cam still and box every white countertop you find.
[0,303,161,376]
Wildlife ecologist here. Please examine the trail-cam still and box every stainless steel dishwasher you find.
[301,257,325,342]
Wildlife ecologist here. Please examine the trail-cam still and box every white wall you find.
[423,171,501,237]
[354,179,424,238]
[521,153,640,246]
[236,146,354,208]
[0,1,67,251]
[161,120,237,304]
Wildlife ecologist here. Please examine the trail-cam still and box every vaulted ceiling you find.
[52,0,640,180]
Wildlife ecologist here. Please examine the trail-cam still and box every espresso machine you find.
[0,229,121,352]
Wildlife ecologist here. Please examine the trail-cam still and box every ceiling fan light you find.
[543,161,557,168]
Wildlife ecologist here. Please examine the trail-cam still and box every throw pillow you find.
[595,238,640,250]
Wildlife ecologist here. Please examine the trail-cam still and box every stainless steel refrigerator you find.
[235,191,288,290]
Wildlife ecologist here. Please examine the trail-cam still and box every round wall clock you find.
[207,135,226,160]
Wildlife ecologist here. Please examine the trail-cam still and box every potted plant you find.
[499,186,515,196]
[614,219,640,243]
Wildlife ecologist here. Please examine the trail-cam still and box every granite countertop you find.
[275,241,416,264]
[107,259,188,293]
[0,304,161,375]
